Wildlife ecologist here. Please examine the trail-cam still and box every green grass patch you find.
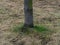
[11,24,54,39]
[34,25,53,37]
[11,24,53,35]
[34,25,49,32]
[10,24,55,45]
[11,24,23,33]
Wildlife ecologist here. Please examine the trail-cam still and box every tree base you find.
[24,24,34,28]
[21,24,34,32]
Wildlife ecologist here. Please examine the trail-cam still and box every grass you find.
[11,24,23,33]
[34,25,49,32]
[11,24,54,42]
[34,25,54,38]
[34,25,53,34]
[11,24,53,35]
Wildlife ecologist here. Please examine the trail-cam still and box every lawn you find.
[0,0,60,45]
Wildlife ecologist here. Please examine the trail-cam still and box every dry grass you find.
[0,0,60,45]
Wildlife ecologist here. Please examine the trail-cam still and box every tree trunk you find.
[24,0,34,28]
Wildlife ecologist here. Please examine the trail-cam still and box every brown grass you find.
[0,0,60,45]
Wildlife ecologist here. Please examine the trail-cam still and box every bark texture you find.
[24,0,34,28]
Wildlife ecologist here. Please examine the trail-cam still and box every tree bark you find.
[24,0,34,28]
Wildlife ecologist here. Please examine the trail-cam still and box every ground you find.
[0,0,60,45]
